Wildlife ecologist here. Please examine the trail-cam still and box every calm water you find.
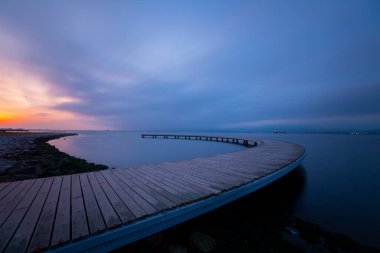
[50,131,380,248]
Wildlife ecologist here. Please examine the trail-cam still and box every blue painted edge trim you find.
[49,151,306,253]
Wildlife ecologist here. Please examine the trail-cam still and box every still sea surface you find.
[50,131,380,248]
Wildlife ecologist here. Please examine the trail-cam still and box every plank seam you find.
[2,179,45,252]
[92,172,123,227]
[48,177,64,248]
[85,173,108,232]
[25,178,55,253]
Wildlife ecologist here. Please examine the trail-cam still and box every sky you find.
[0,0,379,131]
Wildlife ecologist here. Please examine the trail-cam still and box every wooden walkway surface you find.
[0,136,305,253]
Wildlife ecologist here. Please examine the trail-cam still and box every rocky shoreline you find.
[0,132,107,182]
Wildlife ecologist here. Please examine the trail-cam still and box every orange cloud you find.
[0,111,19,124]
[0,61,104,130]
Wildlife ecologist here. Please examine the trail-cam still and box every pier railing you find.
[141,134,258,147]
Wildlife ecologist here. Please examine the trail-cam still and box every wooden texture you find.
[0,137,304,253]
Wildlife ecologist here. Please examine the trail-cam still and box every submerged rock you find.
[167,245,188,253]
[292,218,380,253]
[189,232,216,253]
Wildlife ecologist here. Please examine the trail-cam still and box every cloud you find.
[225,114,380,131]
[0,1,379,130]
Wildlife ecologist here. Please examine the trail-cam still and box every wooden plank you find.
[112,170,168,211]
[0,182,10,193]
[153,162,224,193]
[71,174,89,240]
[0,180,34,223]
[180,160,249,184]
[124,169,185,205]
[93,172,134,223]
[117,169,176,209]
[131,166,198,201]
[100,170,149,219]
[5,178,53,253]
[105,170,157,216]
[185,160,253,182]
[28,177,62,252]
[167,162,237,189]
[0,181,21,202]
[0,178,44,252]
[181,162,249,184]
[0,180,30,213]
[138,165,215,198]
[87,172,121,228]
[51,176,72,246]
[190,159,259,181]
[79,173,105,234]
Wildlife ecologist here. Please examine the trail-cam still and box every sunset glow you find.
[0,111,18,123]
[0,62,98,129]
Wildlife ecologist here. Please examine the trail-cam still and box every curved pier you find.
[0,135,305,253]
[141,134,258,146]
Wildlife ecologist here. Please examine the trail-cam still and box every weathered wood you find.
[5,178,53,253]
[100,170,149,218]
[0,178,44,252]
[0,180,34,223]
[124,169,185,205]
[0,181,21,202]
[79,173,105,234]
[87,173,121,228]
[71,174,89,240]
[113,170,170,210]
[150,164,221,195]
[28,177,62,252]
[120,169,178,208]
[94,172,135,223]
[0,182,10,194]
[106,170,157,215]
[133,166,204,200]
[140,165,210,199]
[51,176,71,246]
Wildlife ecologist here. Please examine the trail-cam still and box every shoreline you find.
[0,132,107,182]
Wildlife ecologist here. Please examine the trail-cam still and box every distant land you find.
[1,128,380,135]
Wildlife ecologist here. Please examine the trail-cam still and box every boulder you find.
[189,232,216,253]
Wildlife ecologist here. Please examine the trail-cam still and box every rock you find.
[0,158,14,174]
[294,218,322,244]
[285,226,300,236]
[167,245,188,253]
[189,232,216,253]
[144,232,166,247]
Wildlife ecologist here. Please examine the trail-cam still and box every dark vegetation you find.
[0,133,107,182]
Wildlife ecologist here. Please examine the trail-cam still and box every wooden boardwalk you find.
[0,135,305,253]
